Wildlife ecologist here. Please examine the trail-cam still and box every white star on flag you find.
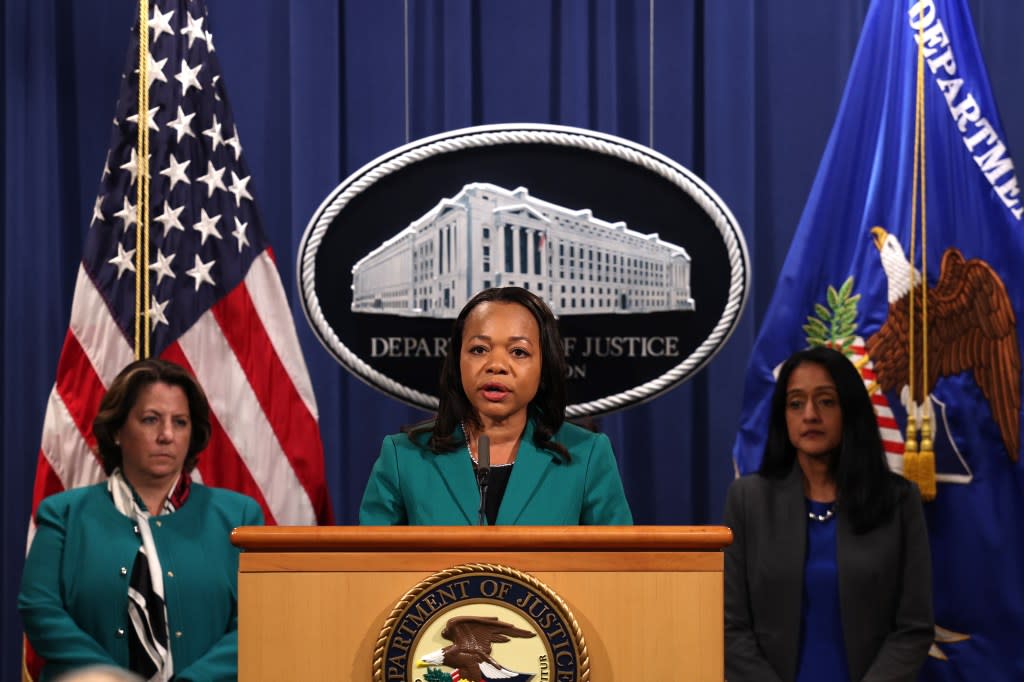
[232,217,250,252]
[181,12,205,48]
[186,254,216,291]
[91,195,105,227]
[202,114,224,151]
[149,249,177,285]
[148,296,170,329]
[148,6,175,43]
[107,242,136,279]
[127,105,161,133]
[113,196,136,230]
[174,59,202,96]
[160,153,191,190]
[197,160,226,197]
[155,200,185,235]
[193,208,223,244]
[119,148,151,186]
[166,105,196,142]
[228,172,253,207]
[144,53,168,90]
[224,131,242,160]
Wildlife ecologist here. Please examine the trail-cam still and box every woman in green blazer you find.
[360,287,632,526]
[19,359,264,681]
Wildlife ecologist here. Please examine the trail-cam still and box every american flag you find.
[28,0,333,534]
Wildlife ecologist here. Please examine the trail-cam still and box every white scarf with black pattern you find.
[108,468,175,682]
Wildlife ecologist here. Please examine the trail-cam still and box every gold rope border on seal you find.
[372,562,591,682]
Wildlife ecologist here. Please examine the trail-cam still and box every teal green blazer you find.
[19,482,264,682]
[359,419,633,525]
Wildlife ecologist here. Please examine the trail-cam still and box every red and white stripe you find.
[29,250,332,546]
[849,340,905,473]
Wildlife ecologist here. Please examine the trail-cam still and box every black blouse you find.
[482,463,513,526]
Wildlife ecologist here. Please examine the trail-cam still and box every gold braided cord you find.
[918,53,934,466]
[142,0,152,359]
[134,0,152,359]
[906,15,923,449]
[134,0,144,358]
[905,7,936,500]
[919,66,930,439]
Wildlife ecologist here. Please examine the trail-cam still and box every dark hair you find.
[759,346,907,533]
[409,286,570,460]
[93,358,212,475]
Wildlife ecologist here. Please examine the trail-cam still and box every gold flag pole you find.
[134,0,152,359]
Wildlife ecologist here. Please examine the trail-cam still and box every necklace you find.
[460,422,478,464]
[808,505,836,522]
[460,422,515,467]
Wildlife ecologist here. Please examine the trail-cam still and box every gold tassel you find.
[902,411,937,501]
[903,413,921,486]
[916,411,937,501]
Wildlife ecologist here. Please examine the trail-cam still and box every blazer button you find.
[120,567,128,576]
[116,628,125,638]
[167,570,174,578]
[133,524,140,535]
[175,631,183,638]
[155,520,162,527]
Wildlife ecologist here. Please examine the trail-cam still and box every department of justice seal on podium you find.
[374,564,588,682]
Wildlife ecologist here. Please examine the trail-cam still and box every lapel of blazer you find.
[431,431,480,525]
[495,420,552,525]
[775,463,809,680]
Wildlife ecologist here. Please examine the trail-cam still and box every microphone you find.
[476,434,491,526]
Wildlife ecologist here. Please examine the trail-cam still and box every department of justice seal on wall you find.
[299,123,749,417]
[374,564,588,682]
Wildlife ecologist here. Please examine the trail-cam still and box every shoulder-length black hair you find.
[93,358,212,475]
[759,346,908,533]
[408,286,570,460]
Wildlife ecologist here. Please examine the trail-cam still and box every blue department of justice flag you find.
[733,0,1024,678]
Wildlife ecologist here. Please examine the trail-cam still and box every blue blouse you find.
[796,499,851,682]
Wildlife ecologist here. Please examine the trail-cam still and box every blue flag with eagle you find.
[733,0,1024,678]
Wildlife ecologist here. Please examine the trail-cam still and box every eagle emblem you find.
[865,226,1021,462]
[419,616,537,681]
[376,565,585,681]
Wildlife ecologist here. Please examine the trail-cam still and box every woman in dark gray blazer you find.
[724,346,933,681]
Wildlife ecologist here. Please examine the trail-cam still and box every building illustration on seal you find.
[350,182,696,318]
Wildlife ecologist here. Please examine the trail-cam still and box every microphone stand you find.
[476,434,491,526]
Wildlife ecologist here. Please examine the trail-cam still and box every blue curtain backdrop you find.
[3,0,1023,674]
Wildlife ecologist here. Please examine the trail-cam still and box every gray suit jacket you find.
[723,464,933,682]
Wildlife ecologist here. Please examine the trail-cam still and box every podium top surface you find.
[231,525,732,552]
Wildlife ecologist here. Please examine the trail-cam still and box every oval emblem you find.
[373,564,588,682]
[299,124,749,416]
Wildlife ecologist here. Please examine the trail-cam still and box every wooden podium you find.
[231,525,731,680]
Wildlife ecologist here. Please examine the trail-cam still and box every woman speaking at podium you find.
[359,286,632,526]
